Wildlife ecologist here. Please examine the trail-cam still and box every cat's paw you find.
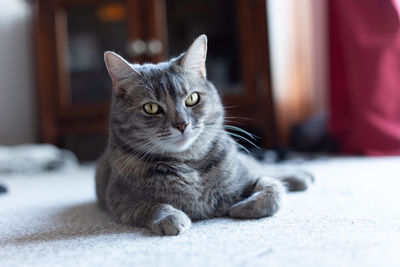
[229,180,284,219]
[150,209,191,236]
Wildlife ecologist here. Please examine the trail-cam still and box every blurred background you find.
[1,0,400,161]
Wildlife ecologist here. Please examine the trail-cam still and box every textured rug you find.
[1,157,400,267]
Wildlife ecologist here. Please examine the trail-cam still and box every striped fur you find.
[96,35,312,235]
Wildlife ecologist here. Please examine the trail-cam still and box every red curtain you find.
[329,0,400,155]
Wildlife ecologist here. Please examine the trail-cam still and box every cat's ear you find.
[180,34,207,78]
[104,51,138,96]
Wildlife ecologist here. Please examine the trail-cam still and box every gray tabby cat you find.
[96,35,313,236]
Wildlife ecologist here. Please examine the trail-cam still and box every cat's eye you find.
[185,92,200,106]
[143,103,161,115]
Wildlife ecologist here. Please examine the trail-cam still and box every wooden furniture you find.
[33,0,276,152]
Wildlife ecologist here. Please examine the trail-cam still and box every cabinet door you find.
[144,0,276,147]
[36,0,150,143]
[53,0,144,118]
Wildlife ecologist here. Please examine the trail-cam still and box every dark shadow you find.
[2,201,270,245]
[3,201,151,245]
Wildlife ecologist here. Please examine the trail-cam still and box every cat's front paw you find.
[150,209,191,236]
[229,180,284,219]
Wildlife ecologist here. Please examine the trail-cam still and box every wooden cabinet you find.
[33,0,276,153]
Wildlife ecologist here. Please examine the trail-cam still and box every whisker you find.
[223,125,259,140]
[221,105,240,110]
[203,125,260,150]
[226,132,260,149]
[235,142,253,157]
[224,116,256,122]
[223,120,247,126]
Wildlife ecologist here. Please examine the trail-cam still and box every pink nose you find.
[175,122,188,133]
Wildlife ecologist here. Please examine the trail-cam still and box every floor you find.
[1,157,400,267]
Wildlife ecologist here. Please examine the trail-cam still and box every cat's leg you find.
[144,203,192,236]
[106,180,191,236]
[119,202,191,236]
[95,152,111,210]
[229,177,285,219]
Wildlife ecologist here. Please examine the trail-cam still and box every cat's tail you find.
[0,184,7,194]
[276,171,314,192]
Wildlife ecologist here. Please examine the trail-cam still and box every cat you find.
[96,35,313,236]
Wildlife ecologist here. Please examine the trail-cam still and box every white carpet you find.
[1,157,400,267]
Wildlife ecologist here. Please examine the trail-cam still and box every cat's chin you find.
[162,135,197,153]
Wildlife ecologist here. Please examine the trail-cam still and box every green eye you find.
[185,92,200,106]
[143,103,161,115]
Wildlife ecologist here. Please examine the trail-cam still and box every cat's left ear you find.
[180,34,208,78]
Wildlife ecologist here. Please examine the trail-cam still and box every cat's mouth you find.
[174,136,192,146]
[161,132,199,153]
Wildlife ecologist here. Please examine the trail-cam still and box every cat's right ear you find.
[180,35,208,78]
[104,51,138,96]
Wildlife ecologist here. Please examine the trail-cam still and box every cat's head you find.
[105,35,224,154]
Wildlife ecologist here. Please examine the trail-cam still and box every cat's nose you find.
[174,122,188,133]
